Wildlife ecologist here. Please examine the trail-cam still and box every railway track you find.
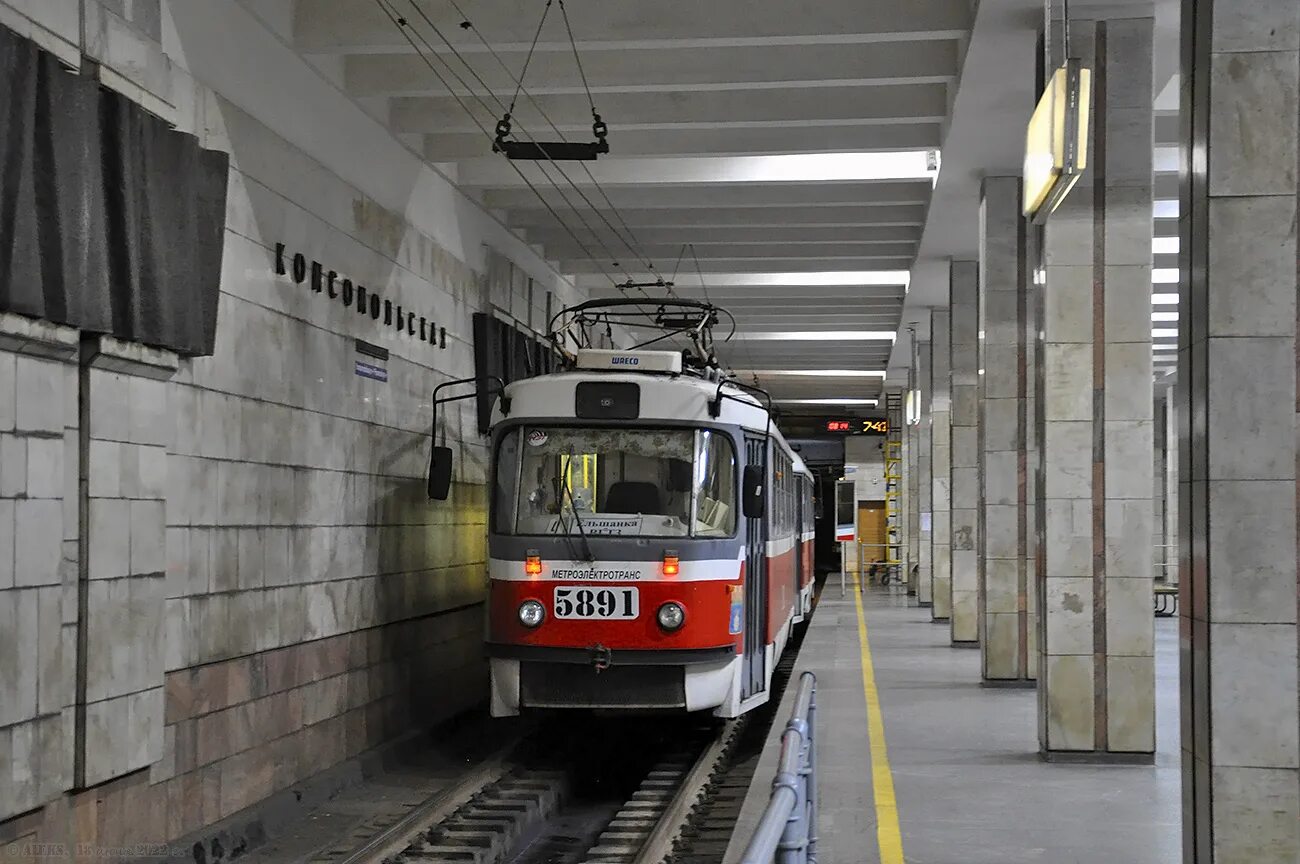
[307,605,814,864]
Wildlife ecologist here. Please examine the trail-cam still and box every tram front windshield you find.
[495,427,737,538]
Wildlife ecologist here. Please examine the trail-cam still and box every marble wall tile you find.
[0,501,13,591]
[985,558,1020,614]
[1209,765,1300,861]
[984,504,1018,559]
[1103,344,1154,421]
[1044,576,1094,655]
[1043,344,1094,421]
[1207,195,1297,338]
[983,449,1018,505]
[1043,421,1094,500]
[1207,51,1299,197]
[1043,498,1093,579]
[1104,420,1155,499]
[1103,186,1158,266]
[984,613,1020,678]
[1206,337,1295,481]
[1206,479,1297,623]
[1042,266,1094,341]
[0,588,38,727]
[1208,622,1300,767]
[1211,0,1299,51]
[1106,577,1155,656]
[0,434,25,497]
[15,356,64,434]
[1104,498,1154,579]
[1045,654,1095,750]
[1107,654,1156,752]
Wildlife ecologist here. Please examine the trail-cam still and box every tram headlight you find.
[657,602,685,631]
[518,599,545,628]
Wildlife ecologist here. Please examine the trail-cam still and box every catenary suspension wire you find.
[397,2,689,355]
[377,1,631,290]
[402,0,640,272]
[377,0,688,357]
[557,0,597,118]
[371,0,623,292]
[506,0,551,116]
[428,0,669,289]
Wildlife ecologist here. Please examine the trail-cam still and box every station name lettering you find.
[274,243,446,349]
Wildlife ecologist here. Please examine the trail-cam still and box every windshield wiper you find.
[560,446,596,562]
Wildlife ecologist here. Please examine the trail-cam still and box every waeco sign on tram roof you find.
[576,349,683,374]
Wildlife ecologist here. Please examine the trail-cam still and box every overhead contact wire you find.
[434,0,672,292]
[371,0,622,293]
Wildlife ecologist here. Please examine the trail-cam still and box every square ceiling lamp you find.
[1023,58,1092,222]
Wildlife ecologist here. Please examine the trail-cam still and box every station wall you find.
[0,0,584,854]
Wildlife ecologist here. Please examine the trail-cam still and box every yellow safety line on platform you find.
[852,577,906,864]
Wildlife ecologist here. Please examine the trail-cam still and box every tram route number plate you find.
[553,586,639,620]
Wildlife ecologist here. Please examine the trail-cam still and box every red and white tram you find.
[429,302,816,718]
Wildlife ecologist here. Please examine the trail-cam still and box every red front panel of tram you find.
[489,577,744,651]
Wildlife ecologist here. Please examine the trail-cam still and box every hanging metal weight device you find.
[487,0,611,161]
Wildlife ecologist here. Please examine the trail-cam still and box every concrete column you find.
[979,177,1035,684]
[1179,0,1300,857]
[929,312,952,621]
[1162,385,1176,587]
[949,262,980,645]
[1035,16,1155,760]
[917,340,933,605]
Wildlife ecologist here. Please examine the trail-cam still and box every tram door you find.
[742,436,768,700]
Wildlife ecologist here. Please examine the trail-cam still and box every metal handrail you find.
[740,672,818,864]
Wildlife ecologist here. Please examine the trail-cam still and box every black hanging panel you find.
[0,28,110,331]
[472,311,555,433]
[0,24,228,356]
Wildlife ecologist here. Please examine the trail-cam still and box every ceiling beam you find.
[483,180,935,210]
[506,204,928,229]
[292,0,973,53]
[343,40,960,96]
[549,241,918,261]
[388,83,949,134]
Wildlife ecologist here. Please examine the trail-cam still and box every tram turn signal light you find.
[524,552,543,576]
[662,553,679,577]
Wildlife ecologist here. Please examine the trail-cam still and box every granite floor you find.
[726,583,1181,863]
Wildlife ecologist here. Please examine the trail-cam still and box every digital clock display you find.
[825,418,888,434]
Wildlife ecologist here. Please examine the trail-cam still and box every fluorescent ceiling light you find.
[1153,268,1179,284]
[731,331,897,342]
[1152,237,1179,255]
[1152,293,1178,305]
[1154,199,1179,219]
[775,398,880,406]
[670,270,910,288]
[685,150,940,183]
[737,370,888,378]
[1153,344,1177,351]
[1152,311,1179,322]
[1152,328,1178,338]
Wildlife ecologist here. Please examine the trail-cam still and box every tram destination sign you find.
[825,418,888,435]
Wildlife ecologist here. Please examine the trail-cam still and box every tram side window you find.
[694,430,736,537]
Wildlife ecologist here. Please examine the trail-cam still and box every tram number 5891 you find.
[553,586,639,620]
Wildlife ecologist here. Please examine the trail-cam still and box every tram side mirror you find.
[428,445,453,501]
[742,465,765,519]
